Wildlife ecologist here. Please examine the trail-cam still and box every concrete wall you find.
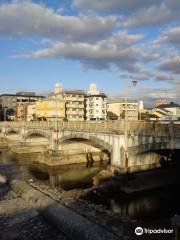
[129,152,161,172]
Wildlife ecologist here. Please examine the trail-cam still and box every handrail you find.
[0,120,179,137]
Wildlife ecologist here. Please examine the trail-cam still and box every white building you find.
[158,102,180,120]
[85,84,107,121]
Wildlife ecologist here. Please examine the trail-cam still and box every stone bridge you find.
[0,121,180,170]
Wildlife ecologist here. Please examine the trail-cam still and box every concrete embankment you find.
[120,168,180,194]
[10,179,120,240]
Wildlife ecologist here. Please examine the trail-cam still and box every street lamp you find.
[124,80,138,173]
[3,107,7,128]
[55,98,59,151]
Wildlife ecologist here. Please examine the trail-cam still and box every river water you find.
[0,150,108,189]
[84,183,180,223]
[0,149,180,227]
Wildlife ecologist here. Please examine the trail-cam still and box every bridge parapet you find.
[0,121,180,137]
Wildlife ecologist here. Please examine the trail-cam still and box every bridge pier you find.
[18,127,26,145]
[111,135,122,168]
[49,130,62,152]
[1,127,6,137]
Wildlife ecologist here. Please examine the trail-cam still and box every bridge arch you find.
[129,140,180,156]
[24,130,50,143]
[6,128,20,135]
[59,133,112,153]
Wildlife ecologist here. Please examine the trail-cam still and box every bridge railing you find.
[0,120,180,136]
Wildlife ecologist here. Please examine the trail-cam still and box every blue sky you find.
[0,0,179,105]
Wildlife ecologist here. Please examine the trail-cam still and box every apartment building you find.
[51,83,85,121]
[63,90,85,121]
[26,103,36,121]
[35,98,65,121]
[0,92,44,120]
[85,84,107,121]
[107,99,143,120]
[157,102,180,120]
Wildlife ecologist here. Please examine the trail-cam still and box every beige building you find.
[35,98,65,121]
[63,90,85,121]
[16,105,24,121]
[51,83,85,121]
[26,103,36,121]
[16,103,36,121]
[108,100,142,120]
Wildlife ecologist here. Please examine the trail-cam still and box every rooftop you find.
[158,102,180,108]
[0,93,45,98]
[63,90,86,95]
[86,92,107,98]
[108,99,138,104]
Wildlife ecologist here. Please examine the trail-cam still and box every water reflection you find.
[109,185,180,222]
[0,150,107,190]
[110,196,158,220]
[29,163,103,190]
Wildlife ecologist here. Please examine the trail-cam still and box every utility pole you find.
[3,107,7,137]
[124,80,138,173]
[56,98,59,151]
[124,80,129,172]
[4,107,7,126]
[23,103,26,127]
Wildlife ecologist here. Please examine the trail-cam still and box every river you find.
[0,149,180,234]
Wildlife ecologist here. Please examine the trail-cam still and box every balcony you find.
[66,104,84,108]
[66,111,84,115]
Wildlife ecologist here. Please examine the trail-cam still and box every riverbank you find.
[0,188,67,240]
[0,153,130,239]
[0,147,179,240]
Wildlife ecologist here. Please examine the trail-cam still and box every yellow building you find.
[36,98,65,121]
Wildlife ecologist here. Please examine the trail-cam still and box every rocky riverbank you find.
[0,152,131,239]
[1,146,178,240]
[0,188,68,240]
[29,181,137,239]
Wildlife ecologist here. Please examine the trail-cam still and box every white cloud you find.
[14,41,141,66]
[0,1,117,41]
[1,0,179,92]
[11,31,149,73]
[124,2,176,28]
[132,86,180,106]
[155,73,177,81]
[157,27,180,47]
[74,0,180,28]
[73,0,160,13]
[158,56,180,74]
